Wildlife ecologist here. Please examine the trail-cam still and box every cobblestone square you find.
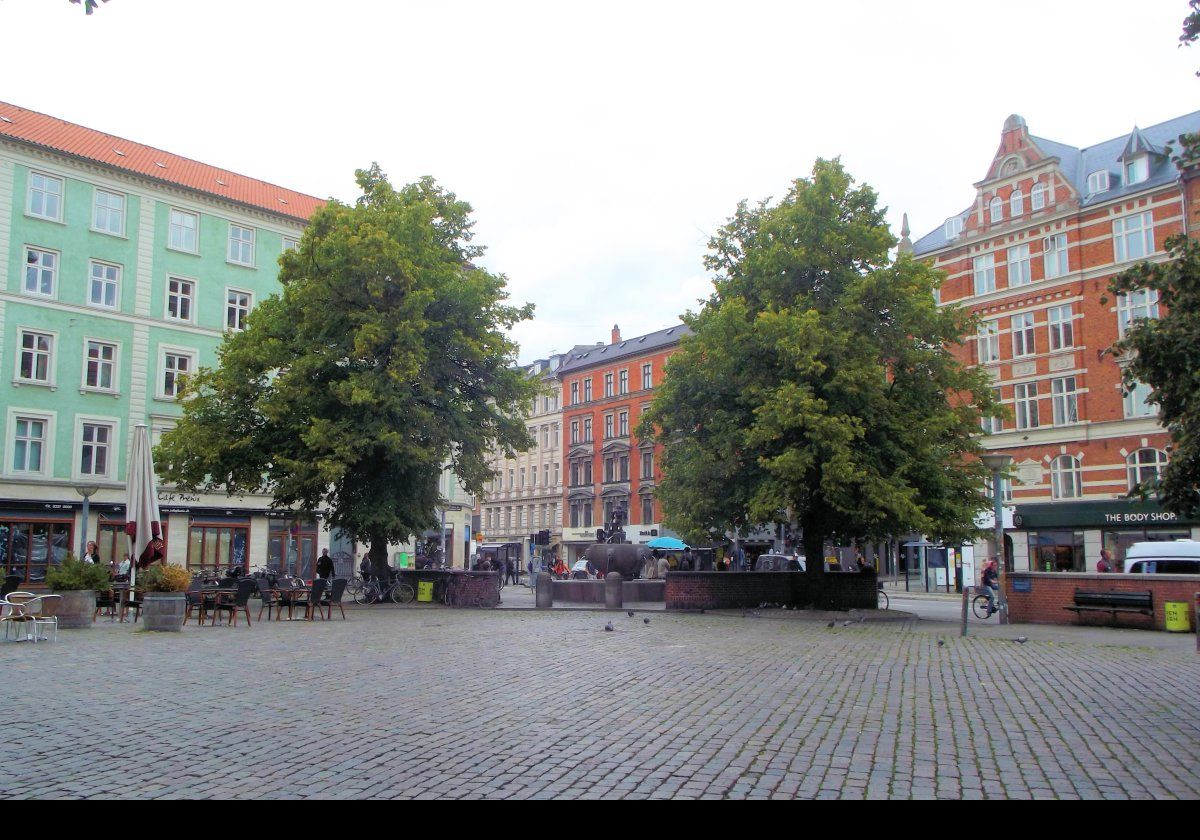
[2,608,1198,799]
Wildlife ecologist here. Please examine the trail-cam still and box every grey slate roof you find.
[913,110,1200,257]
[556,323,692,377]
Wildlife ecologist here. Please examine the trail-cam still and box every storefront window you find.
[188,520,249,573]
[1103,528,1189,571]
[0,519,72,584]
[268,518,317,577]
[97,516,169,570]
[1028,530,1084,572]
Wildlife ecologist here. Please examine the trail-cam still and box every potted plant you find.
[137,564,191,632]
[45,555,113,629]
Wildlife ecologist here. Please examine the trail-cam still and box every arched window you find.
[1051,455,1082,499]
[1126,448,1167,491]
[1031,182,1047,211]
[990,197,1004,224]
[1010,189,1024,217]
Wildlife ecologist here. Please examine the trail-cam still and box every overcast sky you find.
[2,0,1197,363]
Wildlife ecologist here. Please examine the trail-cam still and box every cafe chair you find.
[255,577,281,622]
[30,594,62,642]
[1,596,30,641]
[319,578,347,621]
[93,588,118,622]
[302,578,328,621]
[210,578,257,628]
[183,579,209,625]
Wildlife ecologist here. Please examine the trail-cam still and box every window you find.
[11,416,47,473]
[1047,305,1074,352]
[984,473,1012,503]
[604,414,614,439]
[642,450,654,480]
[92,189,125,236]
[1009,189,1024,217]
[84,340,117,391]
[0,519,71,584]
[571,382,579,405]
[618,411,629,437]
[980,388,1003,435]
[641,495,654,525]
[161,351,193,399]
[642,363,652,390]
[507,468,514,490]
[1123,380,1158,418]
[88,261,120,309]
[1123,155,1149,186]
[1117,289,1159,336]
[27,172,63,221]
[944,216,963,239]
[583,379,592,402]
[1050,455,1082,499]
[541,426,549,448]
[79,422,113,478]
[17,331,54,384]
[1114,212,1153,263]
[544,463,550,486]
[1014,382,1039,430]
[604,373,614,397]
[519,468,525,488]
[619,369,628,395]
[1011,312,1035,358]
[1031,182,1047,211]
[166,277,195,322]
[23,248,57,297]
[1086,171,1110,194]
[1127,449,1167,491]
[282,236,300,252]
[168,209,198,252]
[226,289,252,331]
[1051,377,1079,426]
[583,417,592,442]
[228,224,255,266]
[1043,233,1068,279]
[989,197,1003,224]
[1007,244,1031,287]
[187,523,249,573]
[973,254,996,295]
[571,421,579,445]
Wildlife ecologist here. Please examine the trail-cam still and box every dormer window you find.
[1009,189,1024,217]
[944,216,963,240]
[1123,155,1149,186]
[989,197,1003,224]
[1086,170,1111,195]
[1031,182,1047,211]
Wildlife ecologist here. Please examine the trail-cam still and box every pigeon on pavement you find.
[643,618,651,625]
[627,611,635,618]
[826,620,836,628]
[604,622,614,632]
[1014,636,1028,644]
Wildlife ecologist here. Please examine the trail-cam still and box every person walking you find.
[317,548,334,581]
[1096,549,1114,573]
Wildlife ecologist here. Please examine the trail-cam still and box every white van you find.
[1123,540,1200,575]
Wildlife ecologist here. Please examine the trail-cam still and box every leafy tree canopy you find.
[640,159,1002,581]
[155,166,536,569]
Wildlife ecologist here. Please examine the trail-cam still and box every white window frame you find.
[6,409,56,478]
[1123,155,1149,186]
[26,171,64,222]
[1043,234,1068,280]
[973,253,996,296]
[642,363,653,390]
[1051,455,1082,500]
[1117,289,1159,337]
[282,236,300,252]
[1113,212,1154,264]
[1047,304,1074,352]
[1123,379,1158,419]
[1014,382,1039,431]
[82,338,120,394]
[1086,171,1110,194]
[619,369,629,395]
[584,379,592,402]
[159,346,197,400]
[92,188,126,236]
[1009,189,1024,217]
[15,329,56,387]
[228,223,256,267]
[604,372,614,398]
[1011,312,1036,358]
[1051,377,1079,426]
[980,388,1003,435]
[944,216,963,240]
[165,276,197,323]
[1030,182,1047,211]
[1126,448,1167,491]
[989,197,1003,224]
[75,415,120,481]
[976,321,1000,364]
[225,287,253,332]
[168,208,199,254]
[1007,244,1031,287]
[23,246,58,298]
[88,260,121,310]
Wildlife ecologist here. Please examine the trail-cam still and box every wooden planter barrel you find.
[55,589,96,629]
[142,592,186,632]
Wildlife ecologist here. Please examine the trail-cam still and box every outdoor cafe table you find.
[273,585,314,621]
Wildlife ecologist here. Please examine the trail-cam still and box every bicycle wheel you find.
[972,595,992,620]
[391,583,415,604]
[354,582,378,605]
[877,590,889,610]
[346,576,364,598]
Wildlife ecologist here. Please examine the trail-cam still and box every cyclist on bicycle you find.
[981,558,999,617]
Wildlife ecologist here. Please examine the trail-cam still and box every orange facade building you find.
[913,112,1200,573]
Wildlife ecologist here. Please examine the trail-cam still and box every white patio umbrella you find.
[125,424,164,587]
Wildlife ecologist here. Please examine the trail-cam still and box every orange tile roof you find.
[0,101,324,222]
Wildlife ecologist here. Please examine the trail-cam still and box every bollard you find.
[605,572,623,610]
[536,572,553,609]
[961,585,971,638]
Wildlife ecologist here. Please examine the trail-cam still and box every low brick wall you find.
[396,569,500,608]
[551,579,666,604]
[1005,572,1198,631]
[665,571,877,611]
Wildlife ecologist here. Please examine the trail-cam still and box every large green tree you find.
[641,160,1001,598]
[155,166,536,576]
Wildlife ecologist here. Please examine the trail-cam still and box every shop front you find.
[0,502,75,586]
[562,526,600,563]
[1012,500,1200,572]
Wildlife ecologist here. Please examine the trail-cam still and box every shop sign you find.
[1012,578,1032,594]
[1013,500,1200,529]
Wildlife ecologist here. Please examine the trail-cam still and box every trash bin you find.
[417,580,434,603]
[1164,601,1190,632]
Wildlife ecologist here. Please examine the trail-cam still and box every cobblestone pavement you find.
[2,608,1198,799]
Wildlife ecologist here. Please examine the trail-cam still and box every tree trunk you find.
[369,535,390,582]
[801,516,826,608]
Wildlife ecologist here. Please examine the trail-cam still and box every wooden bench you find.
[1063,589,1153,625]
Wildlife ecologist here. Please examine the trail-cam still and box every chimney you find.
[611,324,621,345]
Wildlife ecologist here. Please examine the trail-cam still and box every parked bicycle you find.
[877,582,889,611]
[353,573,414,605]
[433,574,484,607]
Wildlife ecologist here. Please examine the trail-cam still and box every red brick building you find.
[556,324,689,562]
[913,111,1200,573]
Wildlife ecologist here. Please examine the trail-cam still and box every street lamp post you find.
[980,453,1013,625]
[75,484,100,558]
